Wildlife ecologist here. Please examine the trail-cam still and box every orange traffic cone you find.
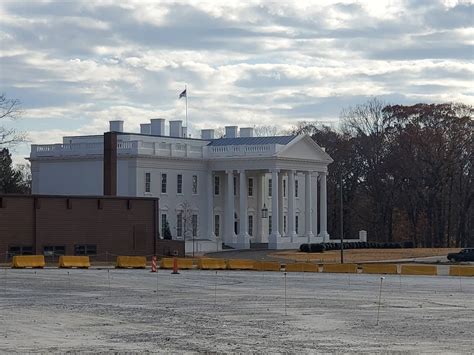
[151,256,157,273]
[171,257,180,274]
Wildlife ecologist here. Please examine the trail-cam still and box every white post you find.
[278,172,284,236]
[238,170,250,248]
[312,172,319,238]
[207,171,215,240]
[226,170,235,245]
[288,170,297,241]
[257,173,266,243]
[269,169,280,244]
[319,171,329,241]
[305,171,314,242]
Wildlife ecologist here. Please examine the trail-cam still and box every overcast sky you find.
[1,0,473,161]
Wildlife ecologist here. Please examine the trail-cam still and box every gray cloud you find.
[0,0,473,163]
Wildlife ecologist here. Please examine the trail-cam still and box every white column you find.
[305,171,314,242]
[207,171,215,240]
[319,171,329,241]
[287,170,297,241]
[278,172,284,236]
[269,169,280,242]
[312,172,318,238]
[238,170,249,248]
[257,173,266,243]
[226,170,235,245]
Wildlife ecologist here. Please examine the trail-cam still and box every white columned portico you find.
[287,170,297,241]
[237,170,250,249]
[305,171,314,242]
[319,171,329,241]
[269,169,280,245]
[312,172,318,239]
[225,170,236,245]
[207,170,215,240]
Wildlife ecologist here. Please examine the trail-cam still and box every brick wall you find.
[0,195,159,261]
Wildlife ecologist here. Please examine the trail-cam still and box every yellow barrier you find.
[322,263,358,273]
[449,266,474,277]
[197,258,227,270]
[59,256,90,269]
[116,256,147,269]
[254,261,281,272]
[12,255,45,269]
[160,258,194,270]
[400,264,437,276]
[361,264,398,275]
[226,259,256,270]
[285,263,319,273]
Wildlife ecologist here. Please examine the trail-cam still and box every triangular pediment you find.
[276,135,333,163]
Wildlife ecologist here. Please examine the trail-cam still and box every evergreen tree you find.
[162,220,172,240]
[0,148,24,193]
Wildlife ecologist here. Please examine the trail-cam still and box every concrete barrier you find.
[59,256,90,269]
[116,256,147,269]
[12,255,45,269]
[400,264,437,276]
[226,259,256,270]
[197,258,227,270]
[449,265,474,277]
[160,258,194,270]
[361,264,398,275]
[285,263,319,272]
[254,261,281,272]
[322,263,358,273]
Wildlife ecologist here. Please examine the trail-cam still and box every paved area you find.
[0,268,473,353]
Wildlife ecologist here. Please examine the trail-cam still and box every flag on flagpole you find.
[179,89,187,99]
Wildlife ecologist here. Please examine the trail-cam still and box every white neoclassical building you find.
[29,119,333,251]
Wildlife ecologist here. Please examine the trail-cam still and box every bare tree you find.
[177,200,199,256]
[0,94,26,146]
[253,125,282,137]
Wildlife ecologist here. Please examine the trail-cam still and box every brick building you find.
[0,194,174,261]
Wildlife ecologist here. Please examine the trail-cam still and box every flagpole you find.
[185,84,188,135]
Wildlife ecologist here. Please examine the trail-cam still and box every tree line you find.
[292,99,473,248]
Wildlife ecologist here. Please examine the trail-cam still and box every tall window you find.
[295,179,299,198]
[177,213,183,238]
[248,178,254,197]
[161,173,167,193]
[295,215,299,234]
[283,180,286,197]
[233,176,237,196]
[192,175,198,194]
[192,214,198,237]
[145,172,151,193]
[161,214,167,236]
[177,174,183,194]
[268,178,272,197]
[214,176,220,195]
[248,215,253,236]
[269,215,272,234]
[214,215,220,236]
[283,215,287,234]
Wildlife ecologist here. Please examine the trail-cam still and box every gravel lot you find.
[0,268,473,353]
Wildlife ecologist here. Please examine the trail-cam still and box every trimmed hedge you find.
[300,241,410,253]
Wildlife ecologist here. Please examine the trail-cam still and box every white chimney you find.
[109,120,124,132]
[150,118,165,136]
[240,127,254,138]
[169,120,182,138]
[225,126,238,138]
[201,129,215,140]
[140,123,151,134]
[182,126,188,138]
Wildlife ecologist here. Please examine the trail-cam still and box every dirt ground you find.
[0,268,472,353]
[272,248,462,264]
